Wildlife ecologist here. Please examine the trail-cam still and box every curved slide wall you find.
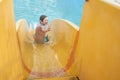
[0,0,120,80]
[0,0,24,80]
[75,0,120,80]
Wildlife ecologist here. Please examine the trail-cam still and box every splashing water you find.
[27,43,68,79]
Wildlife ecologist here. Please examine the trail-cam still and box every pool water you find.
[14,0,85,27]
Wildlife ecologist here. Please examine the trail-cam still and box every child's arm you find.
[39,24,51,33]
[42,24,51,32]
[47,24,51,31]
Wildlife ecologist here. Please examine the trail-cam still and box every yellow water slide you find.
[16,19,79,80]
[0,0,120,80]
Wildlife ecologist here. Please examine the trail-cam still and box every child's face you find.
[41,17,48,25]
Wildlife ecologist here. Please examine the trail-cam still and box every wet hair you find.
[40,15,47,22]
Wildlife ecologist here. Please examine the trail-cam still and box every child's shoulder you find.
[36,25,42,29]
[36,24,42,27]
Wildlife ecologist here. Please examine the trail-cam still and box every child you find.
[34,15,51,43]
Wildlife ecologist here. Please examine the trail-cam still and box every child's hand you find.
[47,24,51,31]
[48,28,51,31]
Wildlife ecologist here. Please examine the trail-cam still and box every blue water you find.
[14,0,84,27]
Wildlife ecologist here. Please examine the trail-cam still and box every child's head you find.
[40,15,48,25]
